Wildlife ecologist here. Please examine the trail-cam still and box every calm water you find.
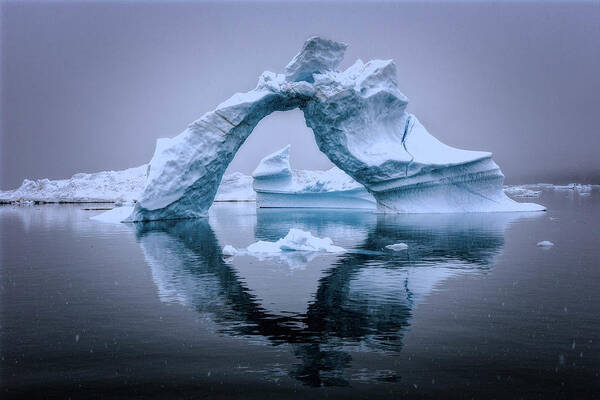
[1,190,599,399]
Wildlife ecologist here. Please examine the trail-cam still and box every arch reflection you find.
[136,208,539,386]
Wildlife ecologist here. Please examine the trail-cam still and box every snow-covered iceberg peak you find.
[284,36,348,83]
[252,145,292,179]
[128,36,544,221]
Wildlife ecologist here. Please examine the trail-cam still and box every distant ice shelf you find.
[503,183,597,198]
[252,145,377,210]
[0,167,255,204]
[0,165,148,204]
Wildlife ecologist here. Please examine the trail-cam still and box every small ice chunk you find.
[11,199,35,206]
[114,199,135,207]
[386,243,408,251]
[222,245,238,257]
[537,241,554,247]
[247,228,345,254]
[553,184,576,191]
[504,186,541,198]
[575,184,592,192]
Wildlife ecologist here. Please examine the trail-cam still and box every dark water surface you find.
[1,190,599,399]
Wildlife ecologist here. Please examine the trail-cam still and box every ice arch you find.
[129,37,543,221]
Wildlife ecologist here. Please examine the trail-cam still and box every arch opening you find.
[225,109,334,177]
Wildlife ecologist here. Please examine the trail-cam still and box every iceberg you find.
[252,145,376,209]
[1,166,254,205]
[126,36,544,221]
[0,165,148,204]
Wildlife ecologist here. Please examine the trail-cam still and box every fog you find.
[1,0,598,189]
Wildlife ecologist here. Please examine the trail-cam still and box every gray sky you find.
[1,0,599,189]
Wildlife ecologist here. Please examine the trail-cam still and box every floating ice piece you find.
[125,36,545,221]
[247,228,345,254]
[10,199,35,206]
[553,184,576,191]
[504,186,542,198]
[537,241,554,247]
[575,184,592,193]
[252,145,376,209]
[385,243,408,251]
[222,245,238,257]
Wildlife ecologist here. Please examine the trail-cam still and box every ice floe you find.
[537,241,554,247]
[504,186,542,198]
[385,243,408,251]
[246,228,345,254]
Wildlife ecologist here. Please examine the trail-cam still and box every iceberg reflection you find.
[136,208,540,386]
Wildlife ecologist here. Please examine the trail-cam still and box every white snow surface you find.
[127,36,545,220]
[252,145,376,209]
[0,165,148,204]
